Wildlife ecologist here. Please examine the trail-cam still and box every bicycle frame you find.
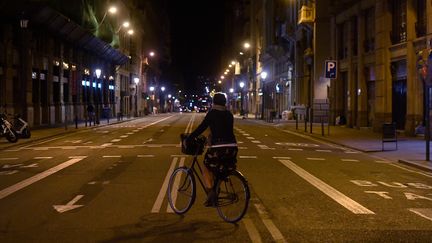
[188,155,209,194]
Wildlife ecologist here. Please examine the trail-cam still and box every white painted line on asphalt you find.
[251,140,261,144]
[34,148,48,150]
[20,163,38,168]
[0,170,18,175]
[239,156,257,159]
[288,148,303,151]
[273,157,291,159]
[127,132,134,135]
[62,147,76,150]
[167,157,185,213]
[243,217,263,243]
[307,158,325,161]
[243,134,250,136]
[246,137,255,140]
[103,155,121,158]
[34,157,53,160]
[120,135,128,138]
[148,145,162,147]
[239,147,248,150]
[341,159,359,162]
[409,208,432,222]
[118,145,134,149]
[0,156,87,200]
[238,141,244,144]
[111,139,121,142]
[345,151,359,154]
[375,160,389,163]
[279,159,374,214]
[101,143,112,147]
[138,155,155,158]
[389,163,432,178]
[316,149,332,152]
[254,203,287,243]
[151,157,178,213]
[0,158,18,161]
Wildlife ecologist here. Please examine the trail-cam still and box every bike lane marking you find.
[408,208,432,222]
[243,216,263,243]
[167,157,186,213]
[254,203,287,243]
[0,156,87,200]
[279,159,375,214]
[151,157,178,213]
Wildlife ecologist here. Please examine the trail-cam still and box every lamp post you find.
[239,81,245,116]
[149,86,155,114]
[134,77,139,117]
[160,86,165,113]
[260,71,267,120]
[95,68,102,124]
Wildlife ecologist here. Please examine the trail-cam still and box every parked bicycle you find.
[0,113,18,143]
[167,133,250,223]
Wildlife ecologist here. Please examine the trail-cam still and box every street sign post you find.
[325,60,337,79]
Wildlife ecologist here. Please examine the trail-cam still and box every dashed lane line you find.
[288,148,303,151]
[34,157,53,159]
[239,156,257,159]
[102,155,121,158]
[251,141,261,144]
[316,149,332,152]
[111,139,121,142]
[138,155,155,158]
[254,203,287,243]
[151,157,178,213]
[341,159,359,162]
[279,159,374,215]
[307,158,325,161]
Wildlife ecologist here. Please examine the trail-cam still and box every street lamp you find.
[239,81,245,116]
[134,77,139,117]
[160,86,166,112]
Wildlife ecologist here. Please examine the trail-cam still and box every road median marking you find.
[279,159,374,215]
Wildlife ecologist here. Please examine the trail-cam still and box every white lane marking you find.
[254,204,287,243]
[167,157,186,213]
[3,164,23,169]
[345,151,359,154]
[34,148,48,150]
[388,163,432,178]
[0,170,18,175]
[53,195,84,213]
[251,140,261,144]
[62,147,76,150]
[101,143,112,147]
[0,158,18,161]
[307,158,325,161]
[239,156,257,159]
[118,145,134,149]
[151,157,178,213]
[148,145,162,148]
[279,159,374,214]
[288,148,303,151]
[138,155,155,158]
[409,208,432,222]
[0,156,87,200]
[103,155,121,158]
[375,160,389,163]
[111,139,121,142]
[341,159,359,162]
[258,145,274,149]
[20,163,38,168]
[243,217,263,243]
[272,157,291,159]
[127,132,134,135]
[246,137,255,140]
[34,157,53,159]
[239,147,248,150]
[120,135,128,138]
[316,149,331,152]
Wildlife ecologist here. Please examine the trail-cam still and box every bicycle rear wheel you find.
[216,170,250,223]
[167,166,196,214]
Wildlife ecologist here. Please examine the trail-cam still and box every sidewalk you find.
[242,116,432,172]
[0,117,136,150]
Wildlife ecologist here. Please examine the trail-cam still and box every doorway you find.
[392,79,407,130]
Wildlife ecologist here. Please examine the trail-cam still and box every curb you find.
[398,159,432,172]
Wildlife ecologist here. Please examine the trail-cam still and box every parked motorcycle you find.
[0,113,18,143]
[11,114,30,138]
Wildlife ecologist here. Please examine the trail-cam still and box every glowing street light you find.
[243,42,250,49]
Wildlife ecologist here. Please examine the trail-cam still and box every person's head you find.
[213,92,227,106]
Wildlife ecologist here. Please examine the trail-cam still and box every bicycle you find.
[167,133,250,223]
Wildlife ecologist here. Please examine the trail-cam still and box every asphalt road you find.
[0,113,431,242]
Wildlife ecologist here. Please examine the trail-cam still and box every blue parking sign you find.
[325,60,337,79]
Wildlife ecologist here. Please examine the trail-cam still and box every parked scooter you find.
[0,113,18,143]
[11,114,31,138]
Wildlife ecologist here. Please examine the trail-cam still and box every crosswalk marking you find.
[409,208,432,222]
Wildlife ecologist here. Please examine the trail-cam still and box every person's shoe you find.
[204,190,217,207]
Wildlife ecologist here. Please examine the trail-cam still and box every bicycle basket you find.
[180,133,206,155]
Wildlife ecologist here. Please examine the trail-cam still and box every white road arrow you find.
[53,195,84,213]
[3,164,23,169]
[20,163,38,168]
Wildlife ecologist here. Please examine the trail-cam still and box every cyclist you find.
[186,92,238,206]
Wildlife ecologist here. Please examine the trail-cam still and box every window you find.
[391,0,407,44]
[364,7,375,52]
[415,0,426,37]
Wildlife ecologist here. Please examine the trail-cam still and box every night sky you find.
[166,1,226,93]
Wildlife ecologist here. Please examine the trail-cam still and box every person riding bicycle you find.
[186,92,238,206]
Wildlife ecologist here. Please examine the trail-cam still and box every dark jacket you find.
[189,105,236,145]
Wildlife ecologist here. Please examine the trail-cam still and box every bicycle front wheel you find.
[167,166,196,214]
[216,170,250,223]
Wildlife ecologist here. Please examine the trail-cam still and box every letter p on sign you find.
[325,60,337,79]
